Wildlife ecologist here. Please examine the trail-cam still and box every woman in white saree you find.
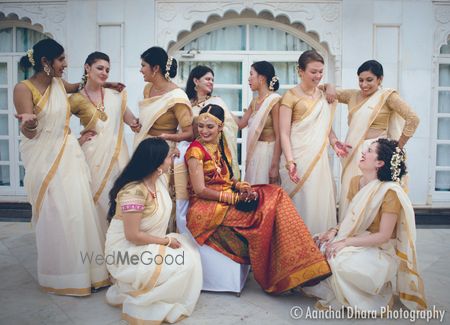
[305,139,427,312]
[106,137,202,324]
[14,39,109,295]
[322,60,420,221]
[279,50,347,235]
[134,47,193,232]
[70,51,140,234]
[235,61,281,185]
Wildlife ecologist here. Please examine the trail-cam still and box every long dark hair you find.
[141,46,177,78]
[19,38,64,73]
[108,138,169,221]
[186,65,214,100]
[199,104,234,179]
[251,61,279,91]
[375,138,407,182]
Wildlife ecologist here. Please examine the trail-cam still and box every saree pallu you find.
[339,88,402,221]
[80,89,129,234]
[20,78,109,295]
[304,180,427,311]
[280,95,337,235]
[133,88,192,150]
[185,140,330,293]
[106,177,202,324]
[245,93,281,184]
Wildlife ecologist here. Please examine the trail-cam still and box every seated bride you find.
[105,137,202,324]
[184,104,331,294]
[304,138,427,312]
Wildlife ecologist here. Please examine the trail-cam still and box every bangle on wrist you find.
[285,160,296,170]
[164,236,172,247]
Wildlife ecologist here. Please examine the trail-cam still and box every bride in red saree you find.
[185,104,331,294]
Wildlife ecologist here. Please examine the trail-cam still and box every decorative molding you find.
[0,2,67,44]
[433,2,450,55]
[155,0,342,57]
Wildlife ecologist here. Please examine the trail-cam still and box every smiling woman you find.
[69,51,139,234]
[13,39,109,295]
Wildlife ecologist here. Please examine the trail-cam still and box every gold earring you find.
[44,65,51,76]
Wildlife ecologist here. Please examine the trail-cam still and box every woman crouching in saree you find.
[105,137,202,324]
[185,104,331,293]
[303,139,427,312]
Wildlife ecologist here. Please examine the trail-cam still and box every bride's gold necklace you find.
[200,140,222,174]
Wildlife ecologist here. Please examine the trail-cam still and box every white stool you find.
[176,200,249,295]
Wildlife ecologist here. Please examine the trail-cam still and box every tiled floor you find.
[0,222,448,325]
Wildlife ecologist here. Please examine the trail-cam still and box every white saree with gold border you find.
[81,89,129,234]
[304,179,427,311]
[280,93,337,235]
[245,93,281,184]
[133,88,192,150]
[339,88,403,221]
[20,78,109,295]
[105,176,202,324]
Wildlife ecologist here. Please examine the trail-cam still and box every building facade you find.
[0,0,449,207]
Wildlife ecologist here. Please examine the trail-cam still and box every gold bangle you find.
[285,160,296,170]
[165,236,172,247]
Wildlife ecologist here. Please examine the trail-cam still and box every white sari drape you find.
[304,180,427,311]
[339,88,403,221]
[81,89,129,234]
[133,88,192,150]
[20,78,109,295]
[105,176,202,324]
[280,94,337,234]
[245,93,281,184]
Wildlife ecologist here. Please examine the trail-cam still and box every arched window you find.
[172,21,329,175]
[0,21,48,195]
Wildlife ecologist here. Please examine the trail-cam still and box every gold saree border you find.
[128,244,166,297]
[35,79,71,220]
[21,80,51,115]
[341,89,395,176]
[289,100,336,198]
[93,91,127,203]
[246,95,280,170]
[41,285,91,296]
[265,260,331,294]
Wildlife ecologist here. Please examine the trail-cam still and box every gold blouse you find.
[336,89,419,137]
[347,176,400,236]
[69,93,107,129]
[21,80,42,106]
[280,89,318,123]
[114,181,156,219]
[143,83,192,134]
[250,99,275,139]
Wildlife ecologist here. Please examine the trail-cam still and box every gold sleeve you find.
[336,89,358,105]
[185,146,204,162]
[380,189,401,215]
[68,93,82,116]
[117,182,147,213]
[386,92,420,137]
[173,103,193,128]
[347,175,361,201]
[143,83,152,98]
[280,90,297,109]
